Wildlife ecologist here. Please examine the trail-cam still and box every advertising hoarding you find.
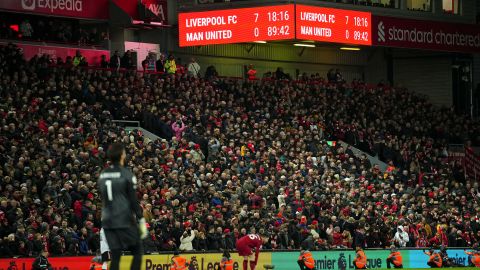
[0,0,109,20]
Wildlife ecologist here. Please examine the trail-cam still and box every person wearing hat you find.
[464,248,480,267]
[424,248,442,268]
[386,246,403,268]
[220,250,234,270]
[297,249,315,270]
[353,247,367,269]
[32,249,52,270]
[171,250,189,270]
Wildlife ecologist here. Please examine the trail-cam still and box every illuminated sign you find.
[295,5,371,45]
[178,5,295,47]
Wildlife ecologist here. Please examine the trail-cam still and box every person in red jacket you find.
[236,233,268,270]
[247,65,257,81]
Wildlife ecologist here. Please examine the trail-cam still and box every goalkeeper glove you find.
[138,218,148,239]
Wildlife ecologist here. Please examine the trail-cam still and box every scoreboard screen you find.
[178,4,372,47]
[296,5,371,45]
[179,5,295,47]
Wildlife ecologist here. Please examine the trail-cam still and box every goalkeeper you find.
[98,143,148,270]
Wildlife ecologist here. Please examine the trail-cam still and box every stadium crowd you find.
[0,14,108,46]
[0,43,480,257]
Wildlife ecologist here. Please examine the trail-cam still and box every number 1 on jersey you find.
[105,180,113,201]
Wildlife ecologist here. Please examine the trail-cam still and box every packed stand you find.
[0,13,108,46]
[0,43,480,258]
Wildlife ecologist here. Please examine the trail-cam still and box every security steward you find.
[465,248,480,267]
[297,249,315,270]
[386,246,403,269]
[353,247,367,269]
[220,251,234,270]
[171,250,190,270]
[424,248,442,268]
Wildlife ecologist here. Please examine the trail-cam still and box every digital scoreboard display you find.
[178,4,372,47]
[179,5,295,47]
[295,5,371,45]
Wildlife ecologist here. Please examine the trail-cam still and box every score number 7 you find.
[254,13,259,37]
[345,15,349,24]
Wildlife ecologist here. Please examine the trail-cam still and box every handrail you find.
[111,120,141,127]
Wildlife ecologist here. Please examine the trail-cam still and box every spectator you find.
[179,229,196,251]
[110,50,121,70]
[72,50,84,67]
[156,54,166,73]
[394,226,410,247]
[205,65,218,80]
[19,20,33,38]
[171,119,186,140]
[165,54,176,74]
[144,226,160,254]
[121,50,134,69]
[176,58,186,75]
[100,55,109,68]
[247,64,257,80]
[187,58,201,78]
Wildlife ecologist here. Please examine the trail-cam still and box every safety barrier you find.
[1,248,472,270]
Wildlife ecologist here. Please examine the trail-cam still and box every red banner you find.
[372,15,480,53]
[465,147,480,179]
[3,43,110,66]
[0,0,108,20]
[0,256,94,270]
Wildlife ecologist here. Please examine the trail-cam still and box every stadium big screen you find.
[179,4,372,47]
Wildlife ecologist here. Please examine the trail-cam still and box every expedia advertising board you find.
[0,0,108,20]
